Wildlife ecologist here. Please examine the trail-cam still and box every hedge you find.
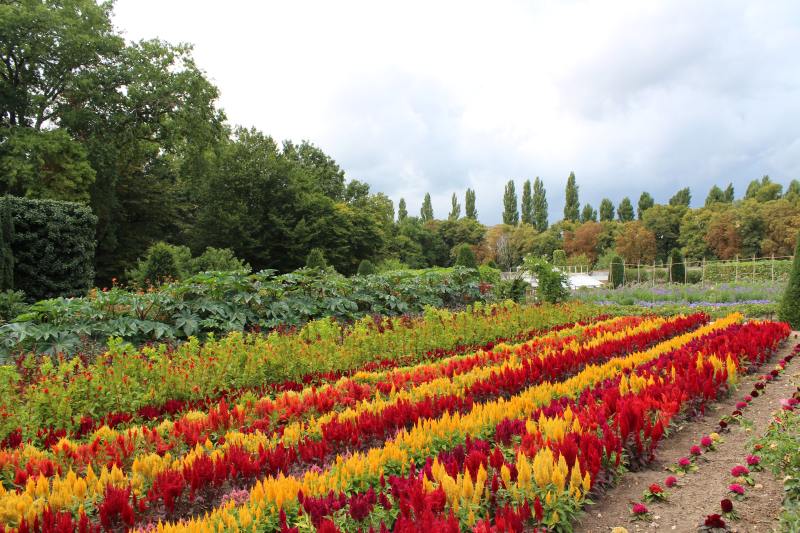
[4,196,97,300]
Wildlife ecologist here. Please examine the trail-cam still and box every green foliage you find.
[521,180,533,225]
[448,193,461,220]
[420,193,434,221]
[376,258,409,272]
[465,189,477,219]
[552,249,567,267]
[357,259,376,276]
[532,177,548,231]
[669,187,691,207]
[642,204,684,262]
[0,199,13,291]
[0,290,28,323]
[746,175,783,202]
[523,256,570,303]
[753,408,800,530]
[637,192,654,219]
[580,203,597,222]
[609,254,624,288]
[454,244,477,268]
[705,185,728,206]
[668,248,685,283]
[502,180,519,225]
[139,242,181,286]
[0,267,493,356]
[306,248,328,269]
[190,247,250,274]
[617,197,635,222]
[477,264,501,284]
[564,172,580,221]
[397,198,408,221]
[491,278,528,303]
[599,198,615,221]
[778,232,800,328]
[5,196,96,300]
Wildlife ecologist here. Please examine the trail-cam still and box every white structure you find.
[508,271,605,290]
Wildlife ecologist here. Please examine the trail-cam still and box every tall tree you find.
[642,205,683,262]
[615,221,657,264]
[502,180,519,225]
[617,197,634,222]
[778,232,800,328]
[599,198,615,221]
[580,203,597,222]
[723,183,735,202]
[448,193,461,220]
[532,177,548,231]
[784,180,800,202]
[520,180,534,225]
[669,187,691,207]
[746,175,783,202]
[564,172,580,222]
[637,192,654,219]
[397,198,408,221]
[705,185,726,206]
[465,188,477,219]
[420,193,434,221]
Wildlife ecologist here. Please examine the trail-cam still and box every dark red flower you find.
[704,514,726,528]
[720,499,733,513]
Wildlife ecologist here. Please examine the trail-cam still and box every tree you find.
[138,242,181,286]
[580,204,597,223]
[599,198,615,221]
[617,197,634,222]
[532,177,548,231]
[305,248,328,269]
[705,185,726,206]
[637,192,654,219]
[520,180,533,225]
[448,193,461,220]
[465,188,477,219]
[778,231,800,328]
[723,183,735,202]
[397,198,408,221]
[552,249,567,267]
[668,248,685,283]
[746,175,782,202]
[522,256,570,304]
[502,180,519,225]
[784,180,800,202]
[669,187,691,207]
[705,211,742,259]
[453,244,477,268]
[564,222,603,264]
[642,205,683,262]
[420,193,434,221]
[564,172,580,222]
[760,199,800,257]
[679,208,714,260]
[0,199,13,290]
[357,259,376,276]
[609,254,624,288]
[615,222,657,264]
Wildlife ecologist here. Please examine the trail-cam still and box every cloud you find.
[112,0,800,223]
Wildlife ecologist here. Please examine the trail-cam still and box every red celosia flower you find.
[720,499,733,513]
[704,514,726,528]
[700,435,713,447]
[665,475,678,488]
[746,455,760,466]
[649,483,663,494]
[678,457,691,466]
[632,503,649,515]
[731,465,749,477]
[690,445,702,456]
[728,483,745,495]
[735,401,747,409]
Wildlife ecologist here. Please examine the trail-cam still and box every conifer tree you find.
[502,180,519,225]
[778,232,800,328]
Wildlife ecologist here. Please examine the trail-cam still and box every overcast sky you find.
[112,0,800,224]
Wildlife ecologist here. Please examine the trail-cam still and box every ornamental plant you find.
[631,503,651,521]
[778,230,800,328]
[643,483,667,503]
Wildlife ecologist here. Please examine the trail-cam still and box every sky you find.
[112,0,800,225]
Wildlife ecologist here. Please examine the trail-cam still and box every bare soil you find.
[575,333,800,533]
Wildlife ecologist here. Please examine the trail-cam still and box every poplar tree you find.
[564,172,580,222]
[599,198,615,221]
[502,180,519,225]
[532,177,548,231]
[521,179,534,225]
[637,192,654,219]
[448,193,461,220]
[420,193,434,221]
[397,198,408,221]
[465,188,477,219]
[617,197,634,222]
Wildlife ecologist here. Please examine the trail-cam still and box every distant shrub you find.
[0,200,13,291]
[552,249,567,267]
[190,247,250,274]
[454,244,477,268]
[375,258,409,272]
[0,290,27,323]
[478,264,501,284]
[779,233,800,328]
[357,259,376,276]
[669,248,685,283]
[523,256,570,304]
[491,278,528,303]
[609,255,624,288]
[306,248,328,269]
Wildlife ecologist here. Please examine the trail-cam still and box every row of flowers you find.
[1,314,789,531]
[1,303,601,447]
[129,316,786,532]
[0,314,707,529]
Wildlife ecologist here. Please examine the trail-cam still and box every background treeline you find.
[2,0,800,299]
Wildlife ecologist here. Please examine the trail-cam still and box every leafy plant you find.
[522,256,570,303]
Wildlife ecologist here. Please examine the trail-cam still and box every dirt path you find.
[575,333,800,533]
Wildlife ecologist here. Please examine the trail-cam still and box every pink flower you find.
[735,401,747,409]
[664,476,678,488]
[632,503,649,515]
[744,395,753,402]
[729,483,745,495]
[700,435,713,447]
[746,455,761,466]
[678,457,691,467]
[731,465,749,477]
[690,445,702,456]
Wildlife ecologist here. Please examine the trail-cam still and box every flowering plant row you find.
[0,314,706,529]
[0,314,790,532]
[0,302,600,445]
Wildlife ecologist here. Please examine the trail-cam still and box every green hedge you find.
[704,259,792,283]
[4,197,96,300]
